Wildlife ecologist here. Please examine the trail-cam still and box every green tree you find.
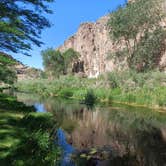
[0,0,54,55]
[42,48,64,79]
[108,0,166,71]
[131,27,166,71]
[62,48,79,74]
[42,48,80,79]
[0,52,17,85]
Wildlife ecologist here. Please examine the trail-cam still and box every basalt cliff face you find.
[58,16,128,78]
[58,15,166,78]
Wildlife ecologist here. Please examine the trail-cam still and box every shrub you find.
[21,113,56,131]
[107,72,120,89]
[9,130,60,166]
[84,89,97,106]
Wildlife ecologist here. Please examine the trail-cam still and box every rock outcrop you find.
[57,14,166,78]
[15,63,42,81]
[58,16,128,78]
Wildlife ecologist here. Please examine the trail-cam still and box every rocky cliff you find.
[57,15,166,78]
[58,16,128,78]
[15,63,42,81]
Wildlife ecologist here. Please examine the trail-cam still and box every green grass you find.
[16,71,166,109]
[0,94,60,166]
[0,110,23,159]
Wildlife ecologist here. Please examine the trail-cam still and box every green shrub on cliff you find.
[108,0,166,71]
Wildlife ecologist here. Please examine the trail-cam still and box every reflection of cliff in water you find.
[65,108,111,149]
[51,105,166,166]
[15,93,166,166]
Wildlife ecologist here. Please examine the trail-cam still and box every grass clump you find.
[83,89,97,106]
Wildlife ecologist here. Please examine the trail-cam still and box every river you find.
[15,92,166,166]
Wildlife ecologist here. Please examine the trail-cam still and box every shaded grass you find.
[0,109,24,160]
[0,94,60,166]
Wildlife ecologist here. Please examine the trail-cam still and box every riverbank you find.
[16,71,166,110]
[0,94,60,166]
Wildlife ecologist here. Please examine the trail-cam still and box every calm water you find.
[16,92,166,166]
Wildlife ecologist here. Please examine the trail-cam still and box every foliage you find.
[8,130,60,166]
[21,113,55,131]
[16,71,166,108]
[59,88,74,98]
[83,89,97,106]
[0,52,16,65]
[0,52,17,85]
[0,95,61,165]
[107,72,120,89]
[42,49,64,78]
[0,93,35,112]
[131,27,166,71]
[0,0,54,55]
[62,48,80,74]
[0,65,17,85]
[42,48,79,78]
[108,0,166,71]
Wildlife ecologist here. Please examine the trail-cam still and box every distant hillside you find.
[0,52,42,81]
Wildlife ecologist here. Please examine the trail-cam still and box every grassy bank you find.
[16,70,166,109]
[0,94,60,166]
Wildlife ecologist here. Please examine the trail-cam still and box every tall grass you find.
[16,71,166,108]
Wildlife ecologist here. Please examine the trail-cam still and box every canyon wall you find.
[58,14,166,78]
[58,16,128,78]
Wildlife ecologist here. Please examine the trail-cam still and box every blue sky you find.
[12,0,126,69]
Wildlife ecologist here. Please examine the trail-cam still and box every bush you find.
[9,130,60,166]
[21,113,56,131]
[84,89,97,106]
[107,72,120,89]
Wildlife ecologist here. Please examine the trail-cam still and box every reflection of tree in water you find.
[107,111,166,166]
[16,94,166,165]
[44,99,166,165]
[133,125,166,166]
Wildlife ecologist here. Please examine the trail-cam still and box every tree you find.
[0,52,17,85]
[131,27,166,71]
[108,0,166,71]
[62,48,80,74]
[42,48,80,79]
[0,0,54,55]
[42,49,64,79]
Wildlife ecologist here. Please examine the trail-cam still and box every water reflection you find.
[34,103,46,112]
[16,92,166,166]
[57,129,75,166]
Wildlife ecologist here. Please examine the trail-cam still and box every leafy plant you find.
[42,48,80,79]
[108,0,166,71]
[0,0,54,55]
[84,89,97,106]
